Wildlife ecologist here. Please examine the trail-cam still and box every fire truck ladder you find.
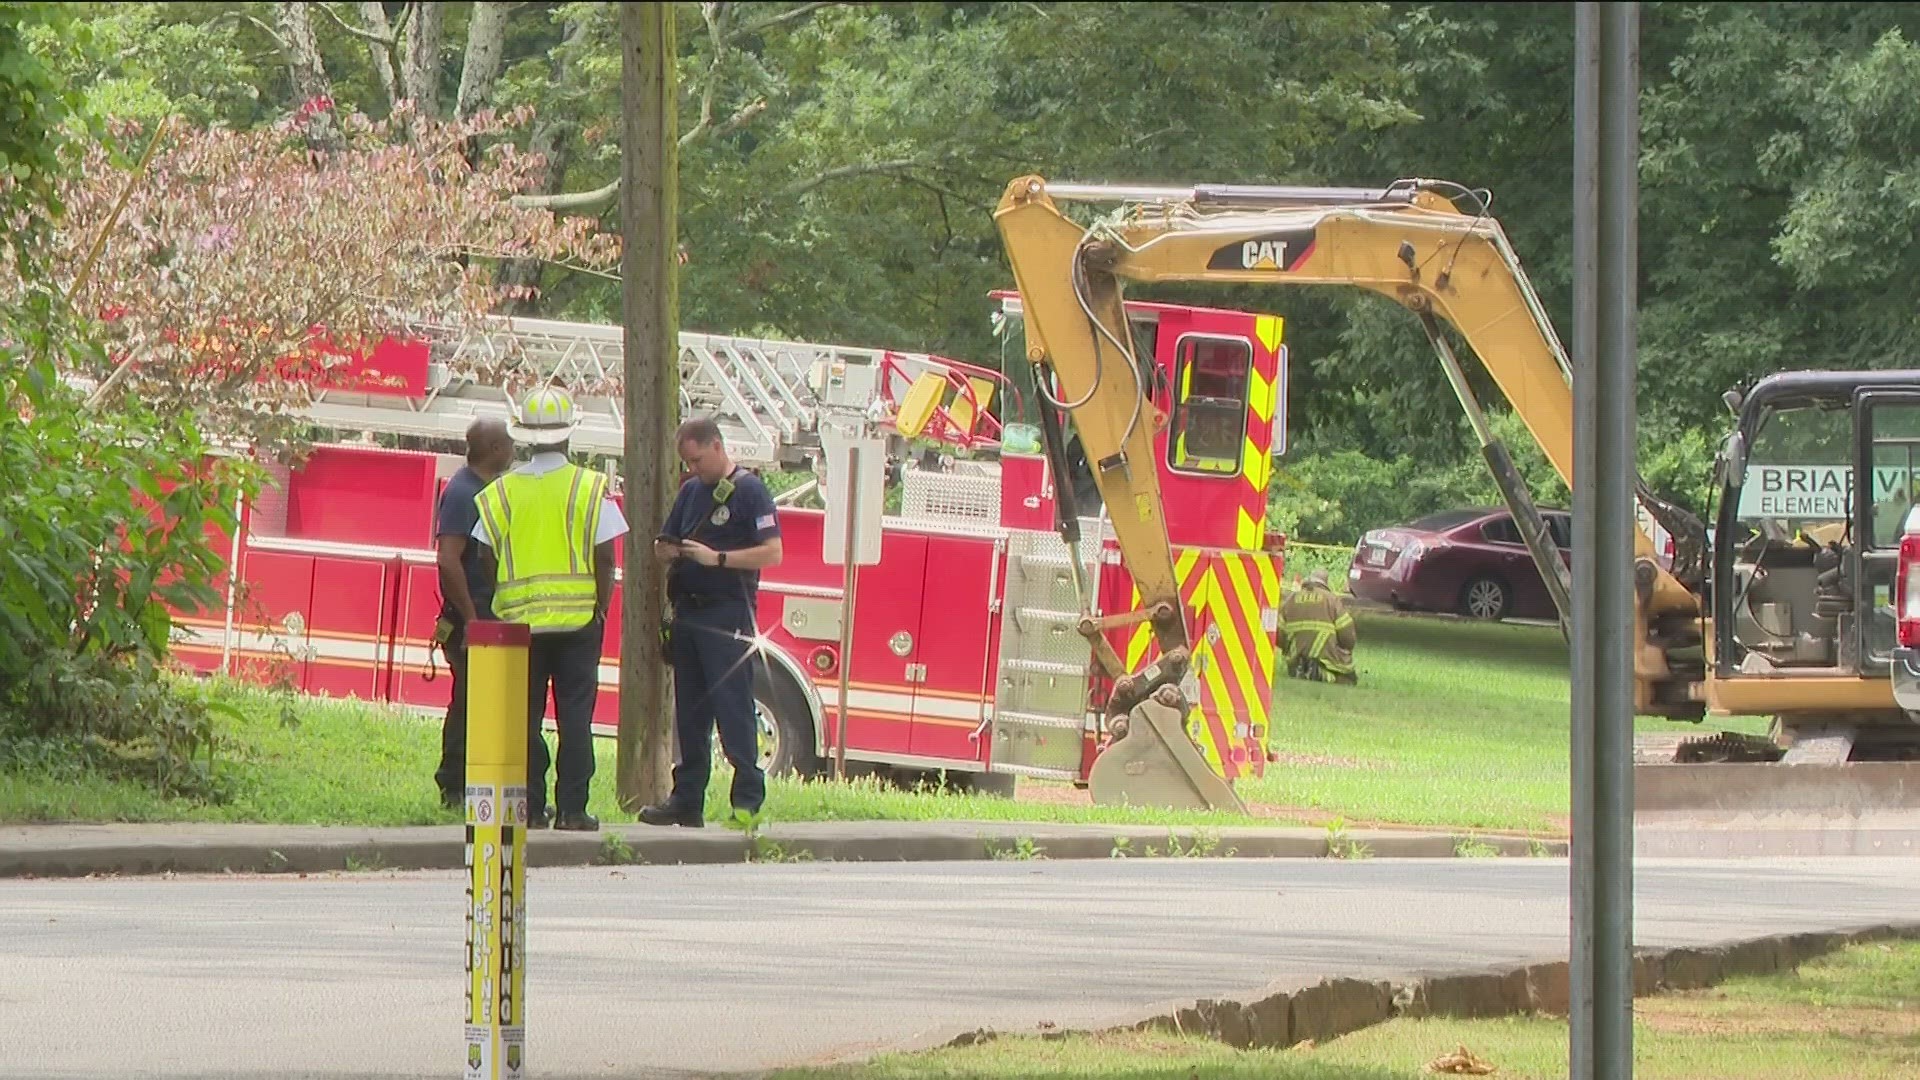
[295,315,1008,468]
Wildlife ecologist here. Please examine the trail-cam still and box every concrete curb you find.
[0,820,1566,879]
[933,921,1920,1054]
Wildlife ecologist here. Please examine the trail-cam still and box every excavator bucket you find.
[1087,696,1247,812]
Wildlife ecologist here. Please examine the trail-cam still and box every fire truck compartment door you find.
[391,560,449,711]
[234,549,317,690]
[830,531,930,759]
[906,534,999,762]
[303,555,400,699]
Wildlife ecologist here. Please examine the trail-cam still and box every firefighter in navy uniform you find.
[640,417,785,828]
[430,417,515,809]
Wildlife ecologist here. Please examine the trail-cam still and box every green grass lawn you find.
[0,678,1280,829]
[1236,611,1768,834]
[0,610,1765,831]
[768,938,1920,1080]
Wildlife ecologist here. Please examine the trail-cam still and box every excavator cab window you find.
[1852,392,1920,669]
[1719,399,1857,673]
[1860,401,1920,548]
[1167,334,1252,477]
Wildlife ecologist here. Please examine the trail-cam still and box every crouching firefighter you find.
[1282,569,1358,685]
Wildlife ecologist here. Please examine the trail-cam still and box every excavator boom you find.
[994,175,1706,809]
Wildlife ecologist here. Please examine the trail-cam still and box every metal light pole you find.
[833,443,862,781]
[1570,4,1638,1079]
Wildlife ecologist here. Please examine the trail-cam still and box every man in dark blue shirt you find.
[639,417,784,827]
[432,418,515,809]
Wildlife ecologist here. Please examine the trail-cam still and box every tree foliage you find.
[9,104,619,455]
[19,4,264,129]
[659,2,1415,363]
[0,2,79,266]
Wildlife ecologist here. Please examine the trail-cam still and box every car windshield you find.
[1407,509,1483,533]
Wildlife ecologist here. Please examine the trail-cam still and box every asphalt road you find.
[8,857,1918,1079]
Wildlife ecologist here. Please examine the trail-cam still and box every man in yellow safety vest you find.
[1281,568,1358,685]
[471,386,628,831]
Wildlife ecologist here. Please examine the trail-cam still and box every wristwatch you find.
[717,551,728,568]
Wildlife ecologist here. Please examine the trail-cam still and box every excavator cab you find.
[989,289,1287,553]
[1706,371,1920,760]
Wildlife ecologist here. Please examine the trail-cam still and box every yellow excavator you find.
[993,174,1920,815]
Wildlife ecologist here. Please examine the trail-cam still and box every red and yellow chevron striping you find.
[1234,315,1286,551]
[1118,546,1282,784]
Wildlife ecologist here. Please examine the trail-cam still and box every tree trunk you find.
[358,2,400,110]
[617,2,679,812]
[275,2,339,149]
[401,0,445,117]
[456,2,512,120]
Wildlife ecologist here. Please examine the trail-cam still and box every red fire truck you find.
[166,292,1293,796]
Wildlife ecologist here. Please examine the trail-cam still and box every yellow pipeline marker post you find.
[464,621,531,1080]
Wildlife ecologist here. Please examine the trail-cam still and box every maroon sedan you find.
[1346,507,1573,621]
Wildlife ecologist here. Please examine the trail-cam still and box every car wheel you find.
[1460,575,1511,621]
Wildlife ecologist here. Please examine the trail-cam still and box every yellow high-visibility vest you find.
[473,464,609,632]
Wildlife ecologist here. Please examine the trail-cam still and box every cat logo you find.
[1207,228,1316,272]
[1240,240,1292,269]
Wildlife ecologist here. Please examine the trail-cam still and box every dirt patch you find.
[1086,1030,1207,1054]
[1011,783,1570,838]
[1639,994,1920,1039]
[1014,782,1308,823]
[1012,783,1096,810]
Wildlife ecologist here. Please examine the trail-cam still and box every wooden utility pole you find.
[615,1,679,812]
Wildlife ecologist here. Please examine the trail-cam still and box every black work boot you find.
[553,810,600,832]
[637,803,704,828]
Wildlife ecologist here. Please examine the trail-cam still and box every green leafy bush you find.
[1274,542,1355,592]
[1,349,261,797]
[1269,410,1581,547]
